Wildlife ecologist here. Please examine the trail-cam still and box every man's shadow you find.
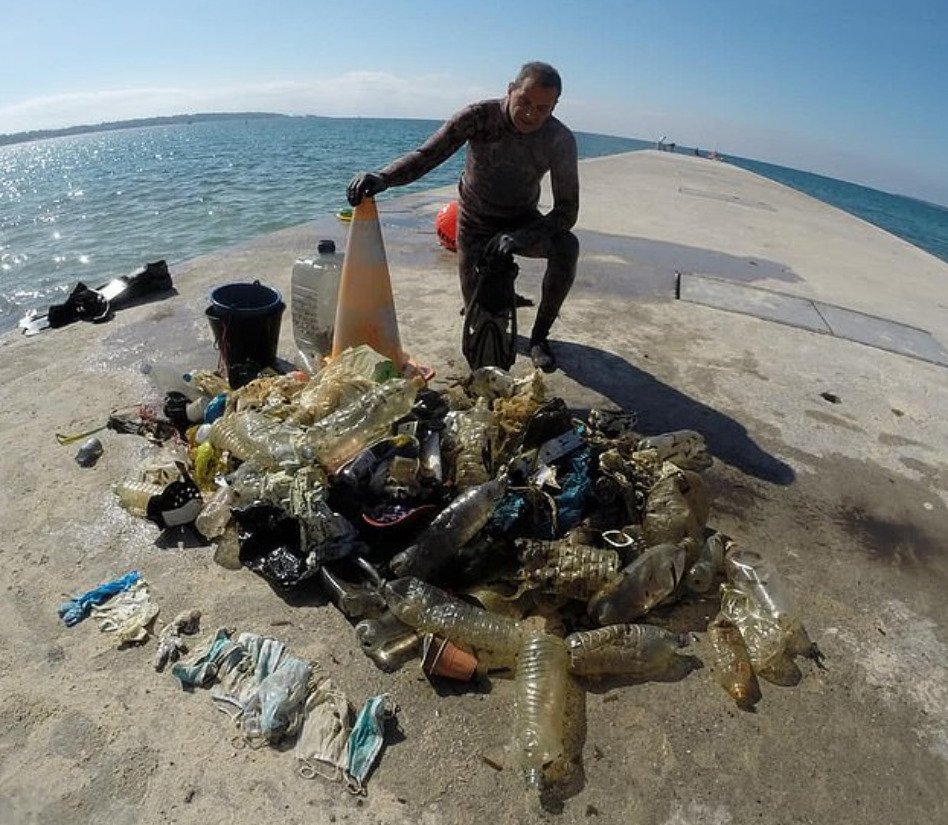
[520,337,794,485]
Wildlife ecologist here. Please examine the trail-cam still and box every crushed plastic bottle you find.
[587,541,687,625]
[635,429,712,471]
[641,466,709,546]
[565,623,689,678]
[194,484,238,540]
[383,577,528,665]
[388,475,508,579]
[518,542,621,601]
[514,633,569,789]
[449,397,498,489]
[304,376,424,473]
[208,411,312,470]
[718,546,821,688]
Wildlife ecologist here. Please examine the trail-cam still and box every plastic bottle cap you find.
[317,239,336,254]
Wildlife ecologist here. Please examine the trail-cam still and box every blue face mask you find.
[345,693,397,794]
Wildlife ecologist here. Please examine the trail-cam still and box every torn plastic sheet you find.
[90,579,159,645]
[57,569,141,627]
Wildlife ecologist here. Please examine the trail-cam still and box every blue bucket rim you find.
[209,280,283,314]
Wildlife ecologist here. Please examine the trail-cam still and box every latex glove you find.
[483,232,520,262]
[347,172,388,206]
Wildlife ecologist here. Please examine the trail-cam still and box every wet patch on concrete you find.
[878,431,926,448]
[804,408,865,432]
[833,501,942,568]
[678,185,778,212]
[706,469,766,523]
[898,456,948,491]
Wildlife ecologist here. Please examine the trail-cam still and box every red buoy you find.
[434,201,458,252]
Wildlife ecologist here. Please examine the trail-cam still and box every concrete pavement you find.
[1,149,945,825]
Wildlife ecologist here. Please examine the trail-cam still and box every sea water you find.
[1,115,945,334]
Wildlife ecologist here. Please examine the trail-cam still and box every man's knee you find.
[552,230,579,265]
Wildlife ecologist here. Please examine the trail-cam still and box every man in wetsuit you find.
[347,61,579,373]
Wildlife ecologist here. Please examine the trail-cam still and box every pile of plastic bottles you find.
[113,348,823,796]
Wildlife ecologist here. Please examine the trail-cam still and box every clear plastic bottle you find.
[450,397,497,489]
[114,479,166,517]
[291,239,344,362]
[724,546,796,619]
[721,546,817,675]
[564,623,688,677]
[718,582,786,671]
[194,484,238,540]
[514,633,569,789]
[388,476,507,579]
[208,411,312,470]
[383,577,527,665]
[304,376,423,473]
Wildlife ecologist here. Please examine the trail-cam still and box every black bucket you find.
[206,281,285,388]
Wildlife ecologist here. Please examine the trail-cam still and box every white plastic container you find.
[291,239,344,363]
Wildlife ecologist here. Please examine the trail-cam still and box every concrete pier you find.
[0,150,945,825]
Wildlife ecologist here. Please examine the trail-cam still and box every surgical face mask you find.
[345,693,397,794]
[295,677,353,782]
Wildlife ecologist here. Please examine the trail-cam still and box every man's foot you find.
[529,339,557,373]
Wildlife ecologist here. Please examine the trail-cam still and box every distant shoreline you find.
[0,112,291,146]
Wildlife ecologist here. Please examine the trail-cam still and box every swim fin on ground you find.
[18,260,172,336]
[461,253,518,371]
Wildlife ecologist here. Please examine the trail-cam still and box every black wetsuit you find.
[380,98,579,342]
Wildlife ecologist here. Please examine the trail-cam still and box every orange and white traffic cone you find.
[331,196,406,371]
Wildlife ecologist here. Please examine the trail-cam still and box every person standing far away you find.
[346,61,579,373]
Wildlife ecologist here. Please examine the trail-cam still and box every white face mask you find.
[295,676,354,782]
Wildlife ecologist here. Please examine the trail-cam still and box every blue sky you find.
[2,1,946,205]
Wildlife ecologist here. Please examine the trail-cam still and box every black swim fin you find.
[461,254,518,370]
[19,260,172,336]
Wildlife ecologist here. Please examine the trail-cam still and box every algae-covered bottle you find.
[383,577,527,665]
[565,623,689,678]
[114,479,166,517]
[514,633,570,789]
[388,475,507,579]
[707,615,761,709]
[304,376,423,473]
[587,542,687,625]
[451,397,497,490]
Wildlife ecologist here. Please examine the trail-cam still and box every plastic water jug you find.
[291,239,343,364]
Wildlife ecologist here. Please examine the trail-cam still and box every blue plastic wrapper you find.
[57,569,141,627]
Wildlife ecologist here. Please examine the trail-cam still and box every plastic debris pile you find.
[93,346,823,795]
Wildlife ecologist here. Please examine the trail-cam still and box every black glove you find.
[347,172,388,206]
[483,232,520,262]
